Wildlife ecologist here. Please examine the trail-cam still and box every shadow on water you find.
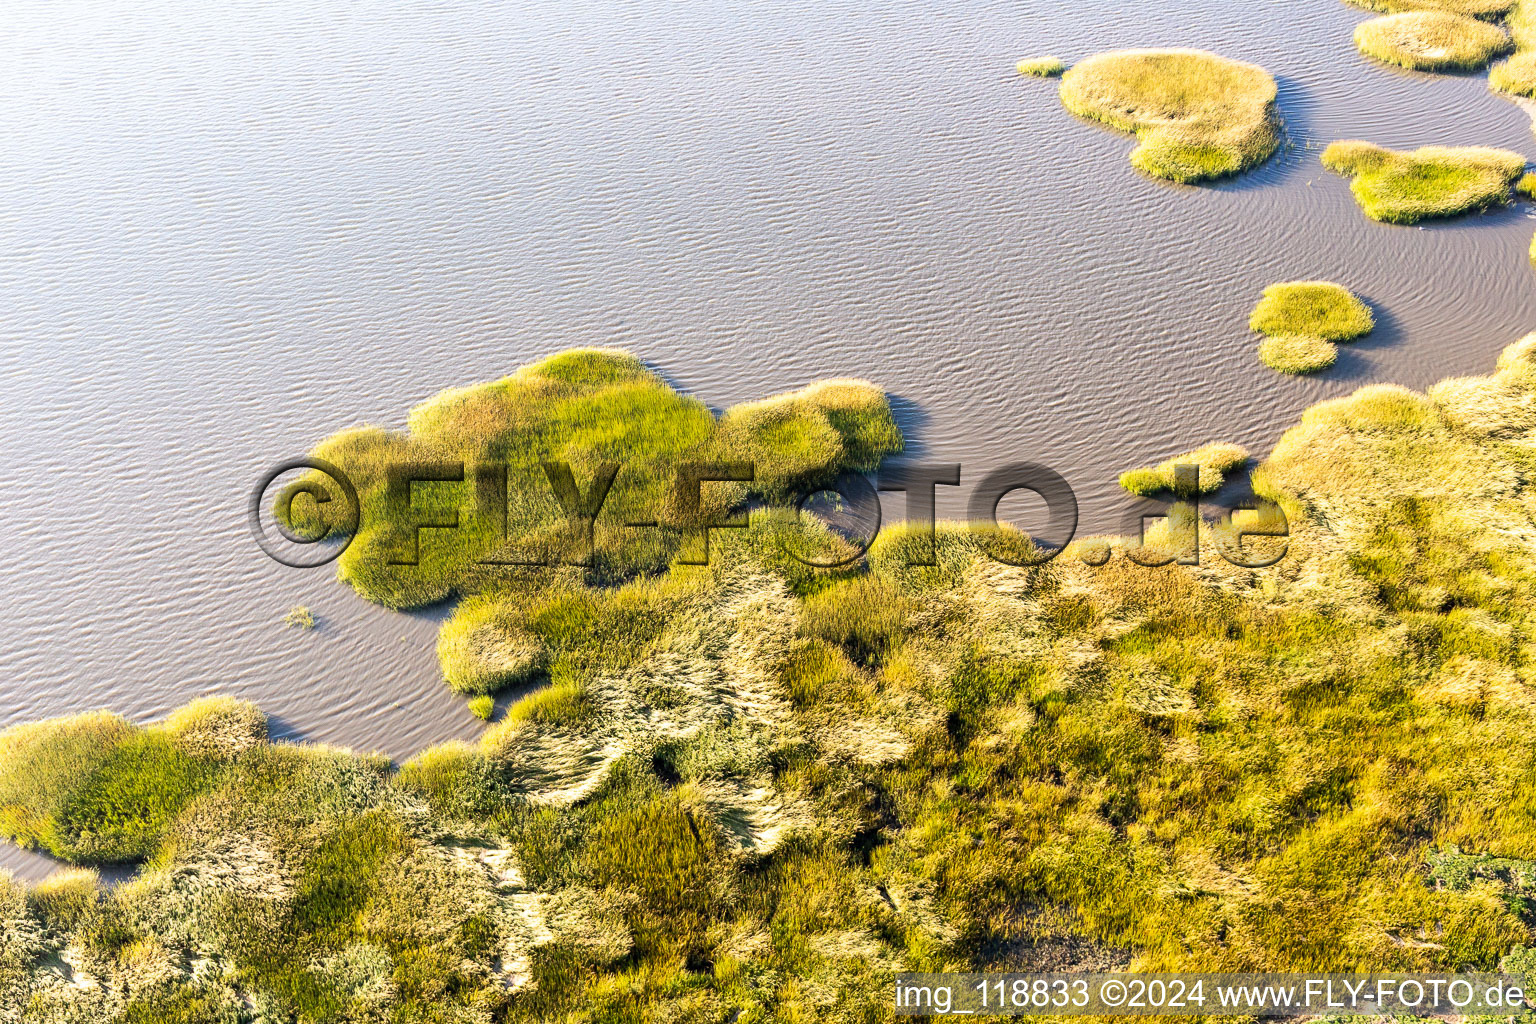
[1323,292,1405,382]
[885,392,933,460]
[1208,75,1317,195]
[262,710,307,744]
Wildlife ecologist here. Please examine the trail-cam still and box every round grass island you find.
[1057,48,1281,183]
[1354,11,1512,71]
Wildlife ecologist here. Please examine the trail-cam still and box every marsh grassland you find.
[1321,140,1527,222]
[1354,11,1512,71]
[1489,0,1536,93]
[1056,49,1280,182]
[9,338,1536,1020]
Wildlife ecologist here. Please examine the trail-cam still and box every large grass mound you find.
[1321,140,1527,222]
[1057,48,1281,182]
[279,349,901,609]
[1355,11,1512,70]
[1250,280,1375,340]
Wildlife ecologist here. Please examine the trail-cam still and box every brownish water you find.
[3,0,1534,879]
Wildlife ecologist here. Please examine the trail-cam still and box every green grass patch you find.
[1354,11,1511,71]
[1118,441,1249,496]
[1321,140,1527,223]
[1058,48,1280,182]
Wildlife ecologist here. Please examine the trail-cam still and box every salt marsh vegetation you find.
[1249,280,1374,374]
[1117,441,1250,495]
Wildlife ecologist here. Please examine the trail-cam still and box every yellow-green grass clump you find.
[1057,48,1280,182]
[1348,0,1516,14]
[1250,280,1372,375]
[1490,50,1536,93]
[279,348,902,609]
[1118,441,1250,496]
[1487,0,1536,95]
[466,694,495,721]
[1260,333,1340,374]
[1354,11,1511,71]
[1017,55,1066,77]
[1519,171,1536,195]
[283,603,315,629]
[1321,140,1527,222]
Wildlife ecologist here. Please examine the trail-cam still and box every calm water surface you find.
[2,0,1534,877]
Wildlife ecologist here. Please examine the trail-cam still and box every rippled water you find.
[2,0,1534,879]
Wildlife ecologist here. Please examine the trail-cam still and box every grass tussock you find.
[1017,55,1066,77]
[1355,11,1511,71]
[1118,441,1249,496]
[1490,48,1536,92]
[1321,140,1527,222]
[1259,334,1340,374]
[1057,48,1281,182]
[283,604,316,630]
[1488,0,1536,94]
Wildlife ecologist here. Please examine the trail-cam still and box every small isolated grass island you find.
[1354,11,1511,71]
[1017,56,1066,77]
[1057,48,1280,183]
[1250,280,1374,375]
[1119,442,1249,496]
[1321,141,1527,223]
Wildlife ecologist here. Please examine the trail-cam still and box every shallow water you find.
[2,0,1534,879]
